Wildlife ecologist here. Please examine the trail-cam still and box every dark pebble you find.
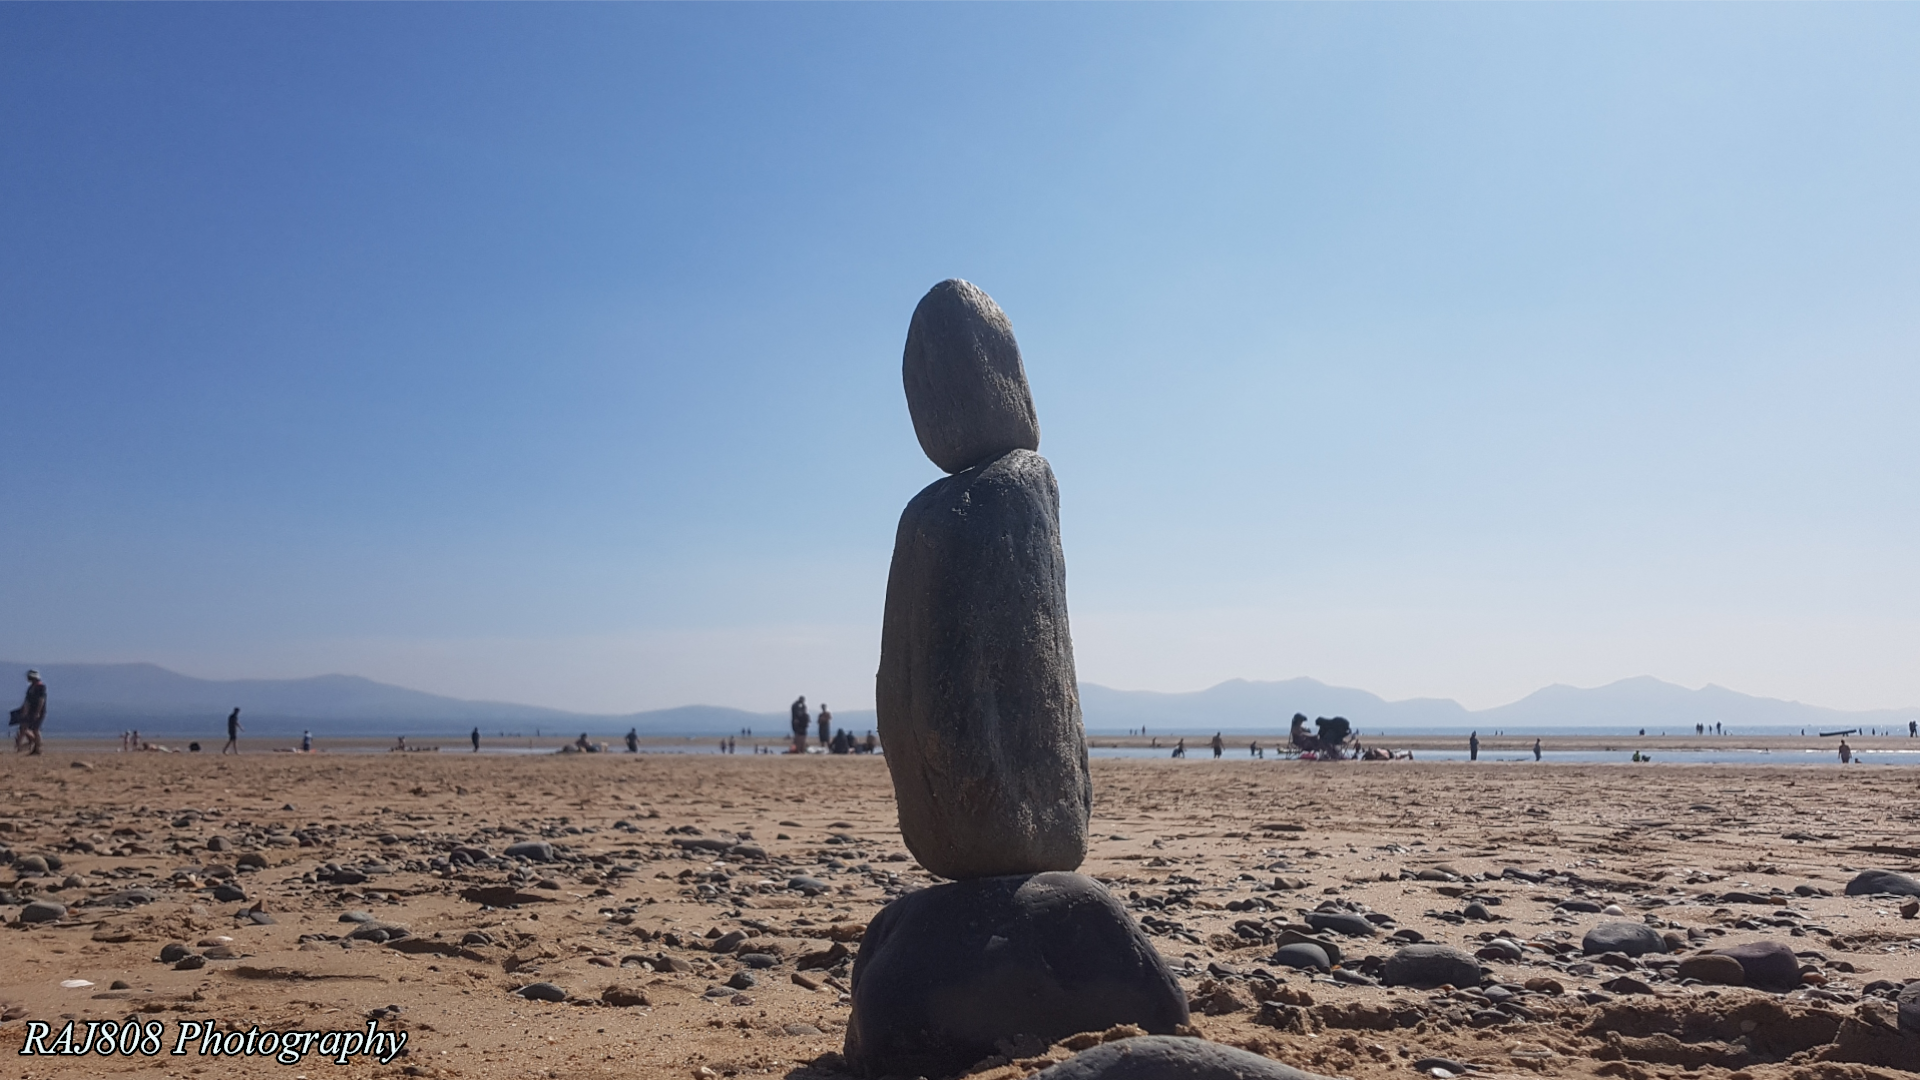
[515,982,567,1002]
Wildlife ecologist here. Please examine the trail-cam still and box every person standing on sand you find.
[471,727,480,752]
[790,696,808,752]
[626,727,638,753]
[221,708,242,754]
[1533,738,1542,762]
[13,670,46,755]
[302,729,312,752]
[1839,739,1852,764]
[1210,732,1223,759]
[817,704,832,748]
[1469,731,1479,762]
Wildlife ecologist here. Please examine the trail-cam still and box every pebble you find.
[211,883,247,902]
[601,986,650,1007]
[515,982,567,1002]
[174,954,207,970]
[1027,1034,1338,1080]
[1581,921,1666,957]
[1845,870,1920,897]
[709,930,746,954]
[787,876,830,896]
[504,841,555,863]
[725,971,756,990]
[1475,939,1524,962]
[1600,975,1655,995]
[1382,944,1484,989]
[159,942,191,963]
[20,900,66,923]
[1270,943,1331,972]
[16,855,49,874]
[1713,940,1802,990]
[339,911,374,923]
[1461,903,1494,922]
[737,953,778,969]
[1304,911,1378,937]
[783,1023,823,1037]
[1676,954,1745,985]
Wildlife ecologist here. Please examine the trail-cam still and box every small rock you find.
[339,911,374,923]
[110,980,131,990]
[16,855,49,874]
[1461,903,1494,922]
[1027,1034,1339,1080]
[783,1023,823,1037]
[1845,870,1920,897]
[737,952,778,969]
[173,954,206,970]
[601,986,650,1007]
[725,971,756,991]
[1676,954,1746,986]
[1896,982,1920,1034]
[791,972,821,991]
[159,942,191,963]
[1475,939,1524,962]
[1270,943,1330,972]
[20,900,66,923]
[1524,977,1565,995]
[504,841,555,863]
[1304,911,1378,937]
[515,982,566,1002]
[709,930,747,954]
[1382,944,1484,989]
[1582,922,1666,957]
[1714,940,1802,990]
[787,876,830,896]
[1601,975,1656,995]
[210,884,246,902]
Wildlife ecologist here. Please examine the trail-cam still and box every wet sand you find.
[3,747,1917,1079]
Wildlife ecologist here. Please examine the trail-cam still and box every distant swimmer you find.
[222,708,242,755]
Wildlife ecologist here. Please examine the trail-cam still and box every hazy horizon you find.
[5,6,1917,715]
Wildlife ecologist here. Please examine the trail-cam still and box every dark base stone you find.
[1846,870,1920,897]
[1028,1036,1338,1080]
[844,873,1188,1079]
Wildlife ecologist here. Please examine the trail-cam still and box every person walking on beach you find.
[625,727,638,753]
[12,670,46,755]
[817,704,832,748]
[1171,738,1186,758]
[221,708,242,754]
[1210,732,1224,759]
[1469,731,1479,762]
[1838,739,1852,764]
[790,696,808,752]
[1533,738,1542,762]
[301,729,312,752]
[471,727,480,752]
[1910,720,1917,738]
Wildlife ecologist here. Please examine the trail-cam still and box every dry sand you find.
[3,746,1918,1080]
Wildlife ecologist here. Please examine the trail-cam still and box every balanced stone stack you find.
[845,281,1190,1078]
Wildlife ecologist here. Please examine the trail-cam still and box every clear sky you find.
[3,5,1915,716]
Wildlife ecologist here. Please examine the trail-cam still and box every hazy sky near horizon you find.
[3,5,1916,716]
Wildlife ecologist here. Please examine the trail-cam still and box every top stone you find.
[903,279,1041,473]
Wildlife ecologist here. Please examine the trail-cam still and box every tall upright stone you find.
[878,280,1090,881]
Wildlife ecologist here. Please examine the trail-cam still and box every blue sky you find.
[2,4,1915,715]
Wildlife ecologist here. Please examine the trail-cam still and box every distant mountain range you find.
[4,661,1913,739]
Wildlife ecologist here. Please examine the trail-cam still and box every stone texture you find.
[1270,943,1330,972]
[1028,1036,1339,1080]
[903,279,1041,474]
[877,448,1089,880]
[1583,921,1667,957]
[843,872,1187,1079]
[1714,940,1803,990]
[1846,870,1920,897]
[1381,944,1484,989]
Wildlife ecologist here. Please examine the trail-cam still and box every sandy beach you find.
[3,746,1917,1079]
